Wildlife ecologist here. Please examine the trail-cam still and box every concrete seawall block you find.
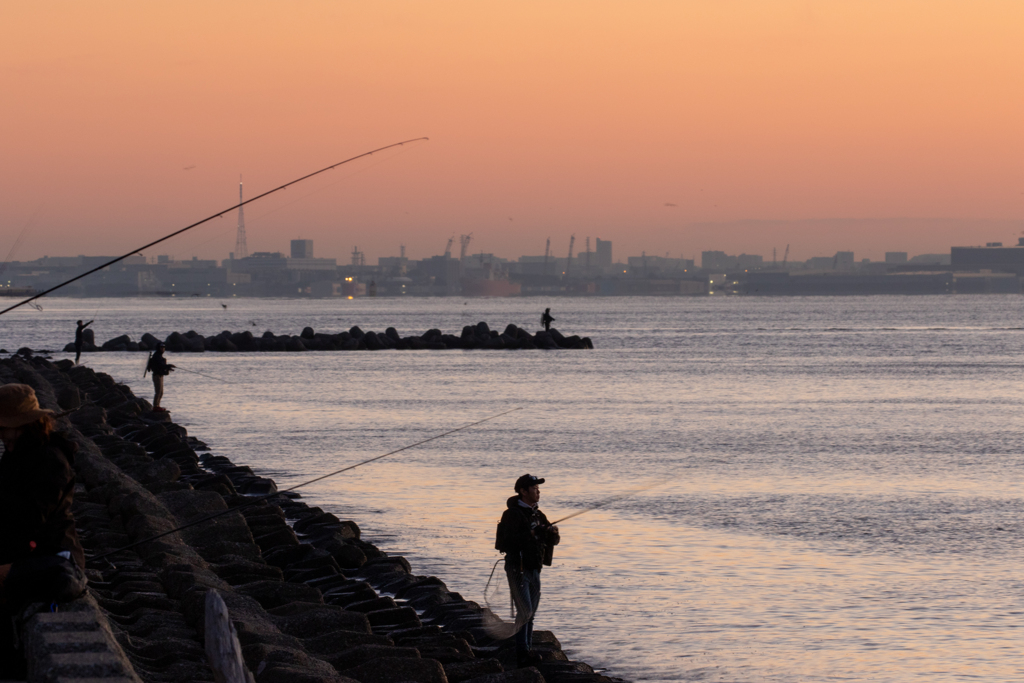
[23,595,142,683]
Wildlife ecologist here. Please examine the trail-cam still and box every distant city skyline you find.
[6,216,1021,267]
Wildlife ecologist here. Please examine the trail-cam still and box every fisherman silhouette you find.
[74,320,93,365]
[496,474,560,667]
[541,308,555,332]
[145,343,176,412]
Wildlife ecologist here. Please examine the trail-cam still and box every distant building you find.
[231,249,337,295]
[885,252,908,264]
[702,251,763,270]
[701,251,729,270]
[736,254,763,269]
[805,257,833,269]
[291,240,314,259]
[805,251,854,270]
[626,255,695,274]
[951,241,1024,272]
[908,253,951,265]
[378,256,408,276]
[595,239,612,267]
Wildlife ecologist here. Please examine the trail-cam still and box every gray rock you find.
[256,664,360,683]
[462,668,544,683]
[267,603,371,638]
[57,384,81,410]
[136,459,180,486]
[302,631,392,656]
[445,659,504,683]
[324,644,420,671]
[365,607,419,628]
[341,656,448,683]
[234,580,324,609]
[345,596,396,613]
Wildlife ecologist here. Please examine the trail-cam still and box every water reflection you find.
[7,296,1024,682]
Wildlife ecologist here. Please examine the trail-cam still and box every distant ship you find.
[461,259,521,297]
[0,287,36,297]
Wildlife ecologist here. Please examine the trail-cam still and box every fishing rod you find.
[0,137,429,317]
[89,407,520,564]
[172,366,236,384]
[548,479,673,526]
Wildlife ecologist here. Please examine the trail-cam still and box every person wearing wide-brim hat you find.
[0,384,87,677]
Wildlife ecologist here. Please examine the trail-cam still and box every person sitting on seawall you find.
[498,473,560,667]
[146,342,176,413]
[0,384,88,678]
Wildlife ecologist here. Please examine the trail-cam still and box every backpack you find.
[494,516,510,554]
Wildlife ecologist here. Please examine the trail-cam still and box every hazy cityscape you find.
[8,235,1024,298]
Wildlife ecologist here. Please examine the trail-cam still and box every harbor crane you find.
[543,238,550,275]
[444,236,454,258]
[459,234,473,260]
[782,244,790,267]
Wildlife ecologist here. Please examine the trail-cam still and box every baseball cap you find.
[514,473,545,492]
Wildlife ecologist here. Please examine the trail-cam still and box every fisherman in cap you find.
[145,342,175,412]
[497,473,560,666]
[0,384,87,677]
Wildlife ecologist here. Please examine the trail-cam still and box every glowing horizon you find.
[2,1,1022,264]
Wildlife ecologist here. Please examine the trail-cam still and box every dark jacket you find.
[0,430,85,569]
[500,495,560,572]
[147,351,170,376]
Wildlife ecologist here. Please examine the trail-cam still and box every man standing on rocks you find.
[73,319,92,364]
[541,308,555,332]
[145,342,175,412]
[497,473,560,666]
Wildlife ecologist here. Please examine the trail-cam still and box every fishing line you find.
[170,366,236,384]
[88,407,520,564]
[0,137,429,316]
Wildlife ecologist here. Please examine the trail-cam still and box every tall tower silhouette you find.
[234,176,248,259]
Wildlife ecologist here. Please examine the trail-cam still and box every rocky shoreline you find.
[2,354,622,683]
[64,323,594,354]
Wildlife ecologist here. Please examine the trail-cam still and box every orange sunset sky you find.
[2,1,1023,264]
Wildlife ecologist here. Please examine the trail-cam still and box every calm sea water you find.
[5,295,1024,682]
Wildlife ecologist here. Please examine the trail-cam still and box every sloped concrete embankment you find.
[1,355,622,683]
[67,322,594,354]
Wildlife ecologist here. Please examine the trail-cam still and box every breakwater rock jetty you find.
[2,353,623,683]
[68,323,594,353]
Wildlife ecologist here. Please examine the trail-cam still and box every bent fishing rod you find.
[0,137,429,317]
[89,407,520,564]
